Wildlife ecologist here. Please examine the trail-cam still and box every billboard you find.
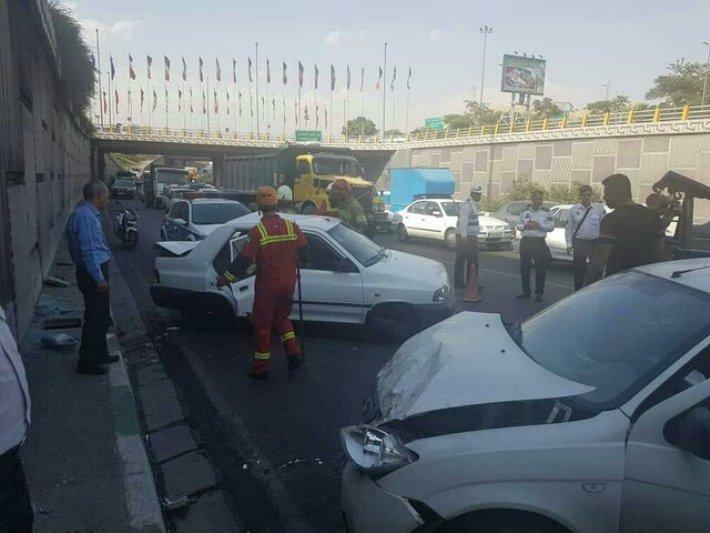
[425,117,446,130]
[501,55,546,95]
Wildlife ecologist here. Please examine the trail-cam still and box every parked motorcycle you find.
[114,203,139,249]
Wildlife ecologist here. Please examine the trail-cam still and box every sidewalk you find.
[18,240,165,532]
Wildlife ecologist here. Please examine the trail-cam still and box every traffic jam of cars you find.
[124,158,710,532]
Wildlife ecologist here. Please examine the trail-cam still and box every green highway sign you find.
[425,117,446,130]
[294,130,323,142]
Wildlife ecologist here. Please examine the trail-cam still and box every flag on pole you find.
[182,57,187,81]
[232,59,237,84]
[152,90,157,111]
[226,90,230,115]
[202,91,206,114]
[110,56,116,80]
[282,61,287,85]
[376,66,383,90]
[114,88,119,113]
[407,66,412,89]
[330,64,336,91]
[189,88,194,113]
[164,56,171,82]
[347,66,351,90]
[266,59,271,84]
[360,67,364,91]
[390,66,397,90]
[129,54,136,80]
[314,64,319,89]
[214,90,218,113]
[102,91,107,114]
[304,103,309,122]
[178,89,182,112]
[248,58,253,82]
[199,58,204,82]
[315,104,319,127]
[140,88,144,111]
[298,61,304,87]
[216,58,222,82]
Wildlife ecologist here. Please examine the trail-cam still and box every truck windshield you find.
[509,271,710,411]
[328,223,383,266]
[313,157,362,177]
[156,170,189,185]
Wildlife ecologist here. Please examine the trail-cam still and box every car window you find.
[510,271,710,411]
[302,233,343,271]
[168,203,181,218]
[408,202,425,214]
[191,202,249,225]
[297,160,311,175]
[441,202,460,217]
[327,223,381,266]
[556,208,570,228]
[426,202,442,216]
[174,202,189,222]
[212,231,245,274]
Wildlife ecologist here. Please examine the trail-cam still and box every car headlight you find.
[340,425,418,478]
[433,285,449,303]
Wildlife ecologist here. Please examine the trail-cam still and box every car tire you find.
[366,303,419,344]
[300,202,317,215]
[436,510,569,533]
[396,223,409,242]
[444,228,458,250]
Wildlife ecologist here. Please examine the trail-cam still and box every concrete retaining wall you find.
[0,0,91,334]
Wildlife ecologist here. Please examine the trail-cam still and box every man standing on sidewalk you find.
[565,185,606,290]
[66,182,117,376]
[516,190,555,302]
[0,306,33,532]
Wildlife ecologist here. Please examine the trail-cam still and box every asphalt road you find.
[111,199,575,532]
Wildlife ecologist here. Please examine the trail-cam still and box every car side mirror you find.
[664,406,710,460]
[173,218,187,226]
[333,257,358,273]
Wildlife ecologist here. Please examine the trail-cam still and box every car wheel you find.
[396,223,409,242]
[366,303,419,344]
[300,202,317,215]
[444,228,458,250]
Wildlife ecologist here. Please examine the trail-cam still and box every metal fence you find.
[93,104,710,146]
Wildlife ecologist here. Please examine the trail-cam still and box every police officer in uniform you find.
[516,190,555,301]
[565,184,606,290]
[454,186,482,291]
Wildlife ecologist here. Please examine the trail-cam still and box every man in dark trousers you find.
[0,306,32,532]
[516,190,555,302]
[455,186,483,302]
[66,181,117,375]
[565,185,606,290]
[585,173,666,284]
[217,187,307,380]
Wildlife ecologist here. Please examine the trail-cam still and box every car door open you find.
[226,235,256,318]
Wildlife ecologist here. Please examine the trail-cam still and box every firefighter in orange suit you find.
[216,186,307,379]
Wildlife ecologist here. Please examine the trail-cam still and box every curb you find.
[107,333,166,532]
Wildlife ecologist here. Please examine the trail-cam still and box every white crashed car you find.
[341,258,710,532]
[150,213,452,338]
[395,198,514,250]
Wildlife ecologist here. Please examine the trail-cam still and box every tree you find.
[531,97,562,119]
[443,114,471,130]
[342,116,377,137]
[463,100,500,126]
[646,60,705,106]
[586,95,631,114]
[383,129,404,138]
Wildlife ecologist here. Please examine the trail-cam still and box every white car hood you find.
[155,241,200,256]
[376,312,593,421]
[367,249,448,287]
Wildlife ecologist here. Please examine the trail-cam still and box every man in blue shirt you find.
[66,182,115,375]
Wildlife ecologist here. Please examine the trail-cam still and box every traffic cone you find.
[462,263,482,303]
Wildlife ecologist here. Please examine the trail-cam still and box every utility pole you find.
[702,41,710,107]
[602,82,611,101]
[478,26,493,105]
[382,42,388,141]
[95,29,104,127]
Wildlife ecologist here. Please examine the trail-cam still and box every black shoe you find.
[516,292,531,299]
[287,354,303,371]
[98,355,120,364]
[535,293,543,302]
[76,364,108,375]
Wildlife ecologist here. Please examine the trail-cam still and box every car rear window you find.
[192,202,249,225]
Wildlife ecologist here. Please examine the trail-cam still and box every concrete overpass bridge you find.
[92,104,710,205]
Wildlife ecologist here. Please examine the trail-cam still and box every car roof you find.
[225,212,340,231]
[190,198,244,205]
[634,258,710,293]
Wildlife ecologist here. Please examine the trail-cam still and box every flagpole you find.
[345,73,349,141]
[361,65,365,139]
[96,30,104,127]
[405,68,410,135]
[382,42,387,141]
[164,64,168,130]
[108,67,113,126]
[255,42,260,137]
[206,77,211,136]
[283,62,286,138]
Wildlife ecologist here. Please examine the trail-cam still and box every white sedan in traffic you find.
[341,258,710,532]
[395,198,513,250]
[150,213,452,339]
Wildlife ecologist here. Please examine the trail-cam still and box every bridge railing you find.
[93,104,710,145]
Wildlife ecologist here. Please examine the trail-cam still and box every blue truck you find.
[388,167,456,214]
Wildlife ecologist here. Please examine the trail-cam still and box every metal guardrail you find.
[93,104,710,147]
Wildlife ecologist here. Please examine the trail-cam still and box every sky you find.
[62,0,710,136]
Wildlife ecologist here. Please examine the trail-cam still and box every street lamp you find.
[702,41,710,107]
[479,25,494,105]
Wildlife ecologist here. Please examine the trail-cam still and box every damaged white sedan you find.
[341,258,710,533]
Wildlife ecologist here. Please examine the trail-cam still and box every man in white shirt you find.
[455,187,482,295]
[0,306,33,531]
[565,185,606,290]
[516,190,555,301]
